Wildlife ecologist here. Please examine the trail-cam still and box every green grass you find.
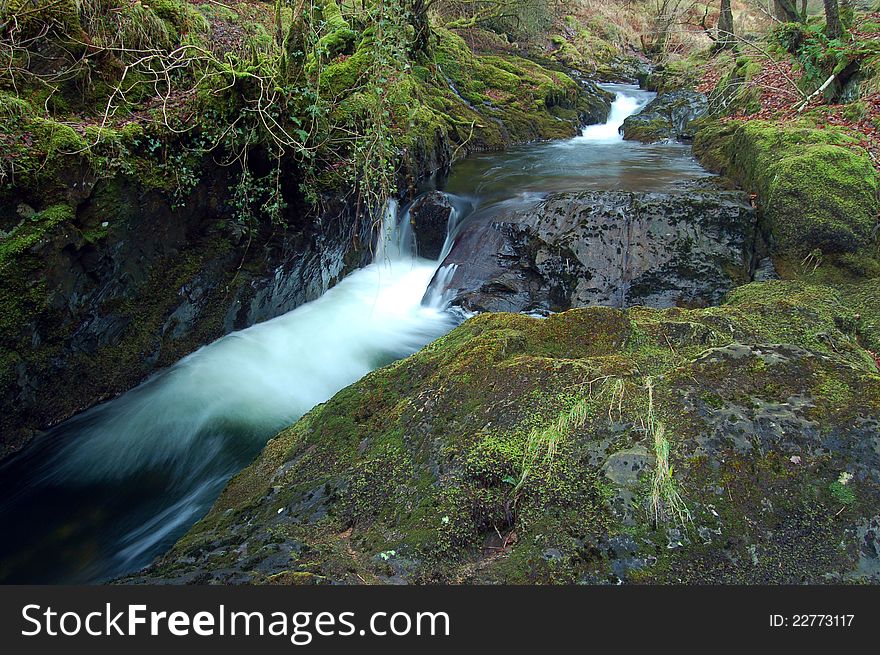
[645,377,691,527]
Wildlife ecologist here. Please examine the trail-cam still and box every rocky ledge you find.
[621,89,708,143]
[423,189,756,313]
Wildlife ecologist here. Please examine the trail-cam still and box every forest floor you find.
[697,16,880,171]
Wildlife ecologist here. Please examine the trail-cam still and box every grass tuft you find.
[645,377,691,528]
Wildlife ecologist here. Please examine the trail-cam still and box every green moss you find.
[828,480,856,505]
[838,277,880,352]
[320,46,373,96]
[464,435,523,487]
[141,0,210,38]
[550,14,632,76]
[432,28,606,148]
[706,54,762,116]
[767,144,878,254]
[314,0,356,59]
[0,204,74,267]
[620,117,671,143]
[644,53,711,94]
[694,119,879,259]
[0,204,75,435]
[2,0,84,38]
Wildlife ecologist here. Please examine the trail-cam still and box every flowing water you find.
[441,84,711,211]
[0,207,458,584]
[0,83,713,584]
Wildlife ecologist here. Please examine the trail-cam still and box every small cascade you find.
[374,199,413,262]
[435,193,474,263]
[422,263,459,310]
[576,86,655,143]
[0,199,458,584]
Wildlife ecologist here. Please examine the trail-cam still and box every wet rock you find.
[597,534,654,581]
[428,189,756,314]
[852,516,880,581]
[372,550,422,584]
[753,257,779,281]
[602,445,652,524]
[409,191,453,260]
[621,90,708,143]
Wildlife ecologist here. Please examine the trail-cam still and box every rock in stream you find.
[427,189,756,313]
[620,89,709,142]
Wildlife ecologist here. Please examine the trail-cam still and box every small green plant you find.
[829,472,856,505]
[645,377,690,527]
[602,376,625,422]
[515,396,589,493]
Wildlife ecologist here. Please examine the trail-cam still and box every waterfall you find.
[0,201,458,584]
[576,84,654,143]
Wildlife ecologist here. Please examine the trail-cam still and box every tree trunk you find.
[718,0,734,49]
[409,0,432,56]
[824,0,843,39]
[773,0,802,21]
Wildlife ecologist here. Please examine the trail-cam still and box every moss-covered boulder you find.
[693,120,879,259]
[130,281,880,584]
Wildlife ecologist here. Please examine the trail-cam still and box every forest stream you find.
[0,83,717,584]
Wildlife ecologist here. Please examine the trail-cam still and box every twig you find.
[795,73,835,112]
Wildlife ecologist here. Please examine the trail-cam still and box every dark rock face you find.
[408,191,453,260]
[0,172,372,460]
[578,80,616,125]
[621,90,709,142]
[428,190,756,314]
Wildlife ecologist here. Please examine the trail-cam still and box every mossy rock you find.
[694,119,879,258]
[621,90,708,143]
[130,281,880,584]
[707,54,762,116]
[320,46,373,97]
[766,144,878,254]
[141,0,210,38]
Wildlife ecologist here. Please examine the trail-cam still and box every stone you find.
[426,190,756,314]
[408,191,454,260]
[621,89,709,142]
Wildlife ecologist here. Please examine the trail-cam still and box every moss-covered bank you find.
[693,120,879,262]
